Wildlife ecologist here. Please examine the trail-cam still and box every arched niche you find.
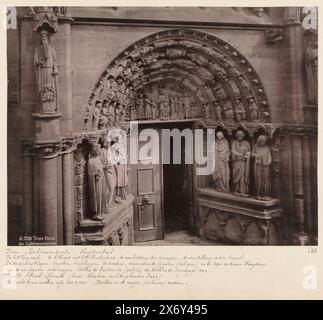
[81,28,271,132]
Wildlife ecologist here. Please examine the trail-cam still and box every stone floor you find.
[134,230,221,246]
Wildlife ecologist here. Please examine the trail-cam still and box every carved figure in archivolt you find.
[92,100,102,130]
[110,133,128,202]
[248,98,259,121]
[87,143,107,220]
[231,130,251,197]
[212,131,230,192]
[252,135,272,201]
[234,98,246,122]
[213,100,223,121]
[304,38,318,104]
[34,30,58,112]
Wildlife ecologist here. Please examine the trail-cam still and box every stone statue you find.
[214,100,223,121]
[107,101,116,126]
[231,130,251,197]
[92,100,102,130]
[144,96,152,119]
[183,93,192,119]
[170,96,176,120]
[248,98,259,121]
[111,135,128,202]
[304,39,318,104]
[252,135,272,201]
[98,100,109,129]
[136,94,145,120]
[237,75,252,97]
[151,99,158,119]
[87,143,107,220]
[177,96,184,119]
[234,98,246,122]
[204,104,211,119]
[223,99,234,121]
[34,30,58,112]
[130,104,137,120]
[100,139,117,213]
[212,131,230,192]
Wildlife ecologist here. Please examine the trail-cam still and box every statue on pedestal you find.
[248,98,259,121]
[92,100,102,130]
[87,144,107,220]
[234,98,246,122]
[212,131,230,192]
[252,135,272,201]
[231,130,251,197]
[214,100,223,121]
[34,30,58,112]
[100,139,117,214]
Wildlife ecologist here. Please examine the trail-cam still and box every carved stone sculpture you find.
[304,39,318,104]
[214,100,223,121]
[231,130,251,196]
[212,131,230,192]
[110,133,128,202]
[100,139,117,213]
[183,92,192,119]
[234,98,246,122]
[92,100,102,130]
[223,99,234,121]
[136,94,145,120]
[248,98,259,121]
[87,144,107,220]
[252,135,272,201]
[34,30,58,112]
[144,96,152,119]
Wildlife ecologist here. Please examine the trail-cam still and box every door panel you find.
[133,128,163,242]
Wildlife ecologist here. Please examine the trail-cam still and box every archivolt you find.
[82,28,270,131]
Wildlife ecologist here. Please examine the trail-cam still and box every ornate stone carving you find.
[212,131,230,192]
[83,29,270,130]
[304,36,318,104]
[264,29,283,44]
[252,135,272,200]
[231,130,251,196]
[34,30,59,113]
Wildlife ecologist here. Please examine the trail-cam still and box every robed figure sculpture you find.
[34,30,59,112]
[87,144,107,220]
[252,135,272,201]
[231,130,251,197]
[212,131,230,192]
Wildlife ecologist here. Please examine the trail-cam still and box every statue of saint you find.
[34,30,58,112]
[304,39,318,104]
[231,130,251,196]
[183,93,191,119]
[151,99,158,119]
[248,98,259,121]
[92,100,102,130]
[212,131,230,192]
[100,139,117,213]
[223,99,234,121]
[170,96,176,120]
[87,144,107,220]
[234,98,246,122]
[144,96,152,120]
[252,135,272,201]
[111,134,128,202]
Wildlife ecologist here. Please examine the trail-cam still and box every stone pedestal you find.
[197,188,282,245]
[75,195,134,245]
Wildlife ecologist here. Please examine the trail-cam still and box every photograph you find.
[7,5,318,247]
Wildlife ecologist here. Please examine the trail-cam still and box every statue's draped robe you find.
[212,138,230,192]
[112,142,128,195]
[305,45,318,103]
[100,148,117,208]
[34,43,58,101]
[252,145,272,198]
[231,139,251,194]
[87,156,107,218]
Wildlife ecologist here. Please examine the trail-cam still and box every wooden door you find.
[132,127,163,242]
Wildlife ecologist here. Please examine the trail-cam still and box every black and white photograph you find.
[7,6,318,248]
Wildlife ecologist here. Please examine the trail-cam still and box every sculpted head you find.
[216,131,224,140]
[91,143,100,157]
[40,30,50,44]
[236,130,245,141]
[257,135,267,146]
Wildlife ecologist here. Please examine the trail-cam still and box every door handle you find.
[140,195,151,210]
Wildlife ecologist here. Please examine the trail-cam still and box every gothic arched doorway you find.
[79,28,275,244]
